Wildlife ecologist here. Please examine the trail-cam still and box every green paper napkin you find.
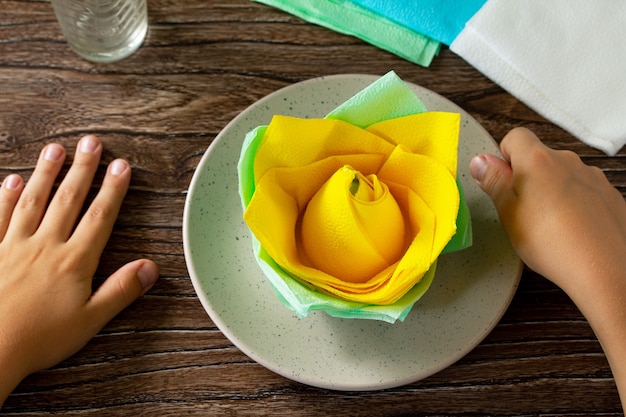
[254,0,441,67]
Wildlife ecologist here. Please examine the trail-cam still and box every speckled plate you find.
[183,74,523,391]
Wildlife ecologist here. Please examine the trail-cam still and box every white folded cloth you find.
[450,0,626,155]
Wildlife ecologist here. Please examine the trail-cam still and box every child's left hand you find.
[0,135,159,405]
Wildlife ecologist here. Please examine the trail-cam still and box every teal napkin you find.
[349,0,487,45]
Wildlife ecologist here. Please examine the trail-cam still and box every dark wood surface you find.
[1,0,624,415]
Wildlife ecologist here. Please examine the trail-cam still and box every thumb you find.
[88,259,159,328]
[469,153,515,209]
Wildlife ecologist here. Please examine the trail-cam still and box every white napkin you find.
[450,0,626,155]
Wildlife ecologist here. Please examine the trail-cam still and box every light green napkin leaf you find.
[327,72,428,127]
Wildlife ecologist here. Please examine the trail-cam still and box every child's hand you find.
[470,127,626,293]
[470,127,626,409]
[0,136,158,405]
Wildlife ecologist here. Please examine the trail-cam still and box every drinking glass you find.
[51,0,148,63]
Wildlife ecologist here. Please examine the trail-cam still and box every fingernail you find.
[469,155,488,183]
[43,144,64,161]
[137,262,159,289]
[3,174,22,190]
[79,135,99,153]
[110,159,128,176]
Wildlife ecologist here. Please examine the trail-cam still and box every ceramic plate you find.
[183,74,522,391]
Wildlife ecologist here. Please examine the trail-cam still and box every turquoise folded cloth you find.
[350,0,487,45]
[253,0,441,67]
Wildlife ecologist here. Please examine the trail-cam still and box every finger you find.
[40,135,102,240]
[487,127,546,202]
[87,259,159,329]
[7,144,66,238]
[0,174,25,240]
[69,159,131,256]
[469,153,516,210]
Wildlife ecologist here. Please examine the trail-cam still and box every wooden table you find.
[1,1,623,415]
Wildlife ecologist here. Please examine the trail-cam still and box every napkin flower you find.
[238,71,471,322]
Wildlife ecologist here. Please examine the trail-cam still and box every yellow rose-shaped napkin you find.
[238,71,471,323]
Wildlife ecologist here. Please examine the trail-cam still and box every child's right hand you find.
[470,127,626,410]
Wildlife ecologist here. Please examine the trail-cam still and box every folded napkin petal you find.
[243,116,460,304]
[253,0,441,67]
[301,166,407,284]
[451,0,626,155]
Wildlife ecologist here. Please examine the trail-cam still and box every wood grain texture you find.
[1,0,624,415]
